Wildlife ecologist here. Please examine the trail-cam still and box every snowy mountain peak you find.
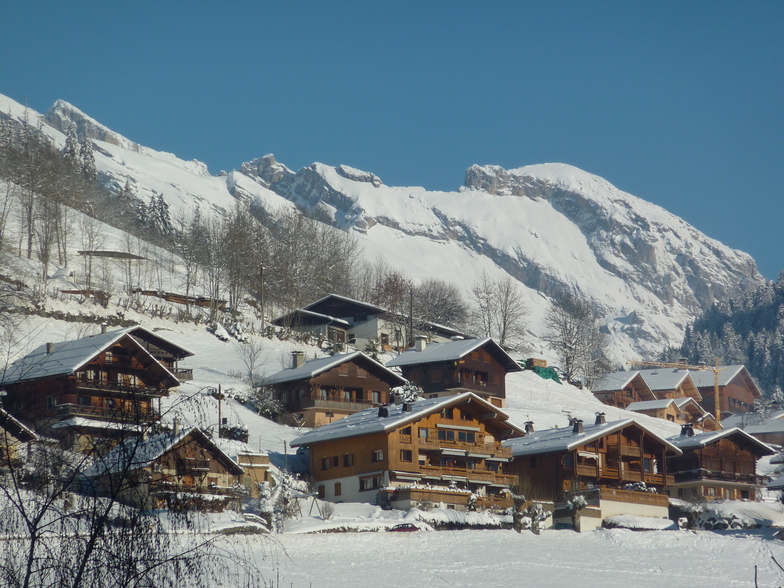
[46,99,141,152]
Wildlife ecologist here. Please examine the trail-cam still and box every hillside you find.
[0,93,765,365]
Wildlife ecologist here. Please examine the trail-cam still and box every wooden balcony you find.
[569,487,669,508]
[287,398,373,413]
[171,368,193,381]
[73,378,170,397]
[151,482,242,497]
[177,458,211,475]
[573,464,673,487]
[419,464,517,486]
[56,403,157,421]
[417,435,512,458]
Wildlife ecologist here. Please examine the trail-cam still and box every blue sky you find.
[2,1,783,277]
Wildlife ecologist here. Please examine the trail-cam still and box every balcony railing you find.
[73,378,169,397]
[56,403,157,420]
[177,458,210,475]
[418,464,517,486]
[572,464,673,487]
[171,368,193,381]
[444,380,504,397]
[150,482,243,497]
[672,468,764,485]
[287,398,373,412]
[417,435,512,458]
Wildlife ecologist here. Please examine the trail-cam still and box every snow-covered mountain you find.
[1,94,764,362]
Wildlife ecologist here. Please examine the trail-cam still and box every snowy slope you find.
[0,93,766,363]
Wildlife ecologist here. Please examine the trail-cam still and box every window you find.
[643,458,653,473]
[342,389,351,401]
[319,388,328,400]
[441,408,454,419]
[461,412,473,421]
[106,398,116,409]
[530,456,539,468]
[372,391,381,403]
[401,427,412,435]
[458,431,475,443]
[372,450,384,462]
[332,456,339,467]
[79,396,91,407]
[334,482,342,496]
[343,454,354,467]
[419,428,429,439]
[317,485,325,499]
[338,364,349,376]
[438,430,455,442]
[360,476,383,491]
[321,458,331,471]
[430,369,442,383]
[357,367,368,378]
[46,397,56,410]
[487,461,499,472]
[400,450,413,462]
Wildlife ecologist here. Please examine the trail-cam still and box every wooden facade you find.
[691,366,761,416]
[667,427,774,502]
[386,338,521,408]
[292,393,523,511]
[1,333,180,453]
[269,352,407,428]
[592,372,655,409]
[88,427,245,511]
[505,418,680,530]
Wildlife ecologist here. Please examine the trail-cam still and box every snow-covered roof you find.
[303,293,387,316]
[385,337,521,372]
[635,368,694,392]
[262,351,407,387]
[667,427,776,455]
[84,426,244,477]
[290,392,524,447]
[116,325,195,359]
[591,370,643,392]
[503,419,681,457]
[272,308,351,327]
[687,365,746,388]
[0,407,37,442]
[0,330,178,387]
[626,397,705,413]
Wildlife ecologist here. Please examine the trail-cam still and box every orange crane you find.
[627,358,726,430]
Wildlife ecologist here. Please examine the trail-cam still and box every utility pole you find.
[627,358,725,430]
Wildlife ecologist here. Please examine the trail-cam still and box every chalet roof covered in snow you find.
[0,330,179,387]
[84,426,244,477]
[272,308,352,327]
[667,427,775,455]
[303,293,386,317]
[261,351,407,387]
[634,368,696,392]
[503,418,681,457]
[385,337,521,372]
[291,392,524,447]
[626,397,706,413]
[116,325,195,359]
[592,370,647,392]
[686,365,762,398]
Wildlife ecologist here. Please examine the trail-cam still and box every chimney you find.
[377,404,389,418]
[394,393,403,405]
[173,418,181,436]
[100,322,107,334]
[680,423,694,437]
[524,421,535,434]
[450,335,464,341]
[572,419,584,435]
[595,412,606,426]
[402,402,413,413]
[46,342,54,354]
[292,351,305,369]
[414,335,427,352]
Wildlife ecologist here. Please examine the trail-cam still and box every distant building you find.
[291,392,523,511]
[688,365,761,416]
[626,397,717,432]
[385,337,521,408]
[263,351,407,428]
[591,371,655,409]
[273,293,469,352]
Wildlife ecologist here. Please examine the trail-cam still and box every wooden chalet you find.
[723,410,784,446]
[591,370,655,409]
[385,337,521,408]
[504,415,681,531]
[626,397,717,432]
[274,293,469,352]
[264,351,407,428]
[666,425,774,502]
[118,325,195,381]
[85,425,245,510]
[290,392,524,511]
[635,368,702,402]
[688,365,761,416]
[0,329,181,453]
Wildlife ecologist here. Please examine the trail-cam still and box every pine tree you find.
[79,137,97,180]
[63,123,80,169]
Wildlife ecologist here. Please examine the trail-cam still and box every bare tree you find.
[413,278,468,329]
[78,214,106,293]
[544,292,610,385]
[469,272,529,352]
